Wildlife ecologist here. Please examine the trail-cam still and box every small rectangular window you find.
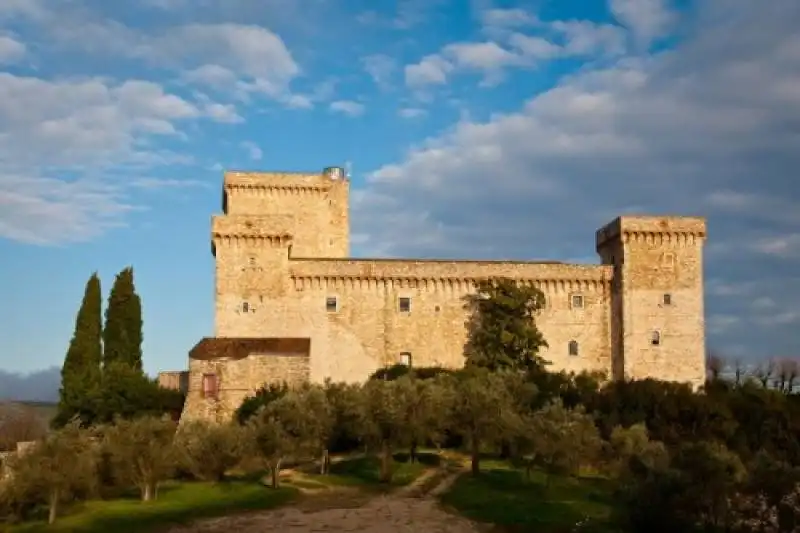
[571,294,584,309]
[202,374,218,400]
[568,340,579,356]
[399,352,412,366]
[663,293,672,305]
[651,331,661,346]
[242,301,249,313]
[399,297,411,312]
[248,256,256,266]
[326,297,338,312]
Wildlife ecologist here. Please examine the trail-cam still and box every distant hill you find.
[0,367,60,403]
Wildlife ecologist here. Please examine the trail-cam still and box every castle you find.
[170,167,708,422]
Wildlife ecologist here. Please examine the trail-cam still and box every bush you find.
[4,421,98,524]
[95,363,185,424]
[369,365,454,381]
[175,421,247,481]
[234,382,289,425]
[102,416,178,501]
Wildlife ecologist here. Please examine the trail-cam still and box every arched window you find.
[568,340,579,356]
[651,330,661,345]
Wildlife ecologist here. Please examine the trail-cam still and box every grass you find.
[7,452,436,532]
[440,460,622,532]
[292,451,438,490]
[8,481,298,533]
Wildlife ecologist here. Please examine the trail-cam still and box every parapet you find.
[290,258,613,290]
[596,215,707,251]
[222,167,348,213]
[211,215,295,255]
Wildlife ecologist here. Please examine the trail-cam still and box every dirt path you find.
[167,463,487,533]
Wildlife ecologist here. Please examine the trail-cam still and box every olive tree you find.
[174,420,247,481]
[247,388,326,488]
[6,420,97,524]
[446,369,521,475]
[607,423,669,478]
[356,379,415,483]
[522,400,602,486]
[102,415,177,501]
[322,381,361,473]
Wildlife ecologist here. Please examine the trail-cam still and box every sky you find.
[0,0,798,401]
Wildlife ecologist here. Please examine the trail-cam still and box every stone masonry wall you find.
[157,371,189,393]
[180,353,309,423]
[215,259,615,383]
[597,216,707,388]
[177,169,709,423]
[221,171,349,258]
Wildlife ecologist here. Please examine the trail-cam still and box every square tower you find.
[212,167,350,337]
[596,216,707,388]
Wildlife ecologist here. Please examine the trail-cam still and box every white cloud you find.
[480,8,537,30]
[362,54,396,88]
[329,100,365,117]
[751,234,800,258]
[507,34,560,60]
[398,107,426,119]
[129,177,209,189]
[379,0,800,253]
[22,11,304,106]
[182,64,238,88]
[706,190,800,226]
[549,20,627,57]
[241,141,263,160]
[0,35,25,64]
[405,42,523,88]
[609,0,675,48]
[405,18,627,90]
[282,94,313,109]
[0,73,225,244]
[708,314,741,335]
[405,54,453,88]
[0,0,47,20]
[355,0,800,360]
[158,25,299,84]
[0,175,135,245]
[202,102,243,123]
[443,41,523,85]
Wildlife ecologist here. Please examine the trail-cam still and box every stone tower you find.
[213,168,350,337]
[596,216,707,388]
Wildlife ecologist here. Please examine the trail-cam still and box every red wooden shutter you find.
[202,373,218,399]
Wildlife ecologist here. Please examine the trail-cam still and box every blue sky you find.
[1,0,799,399]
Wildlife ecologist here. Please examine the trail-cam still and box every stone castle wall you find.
[157,371,189,393]
[181,352,309,423]
[215,259,616,382]
[177,168,708,422]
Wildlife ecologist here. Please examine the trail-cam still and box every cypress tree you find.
[103,266,143,373]
[55,272,103,427]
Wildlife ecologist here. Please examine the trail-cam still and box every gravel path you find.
[166,465,490,533]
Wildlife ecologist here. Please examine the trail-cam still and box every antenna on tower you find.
[344,161,352,179]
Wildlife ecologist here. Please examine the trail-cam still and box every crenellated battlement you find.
[212,214,296,236]
[224,170,344,187]
[211,215,294,256]
[289,258,613,291]
[596,215,706,251]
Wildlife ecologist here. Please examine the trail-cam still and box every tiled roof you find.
[188,337,310,360]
